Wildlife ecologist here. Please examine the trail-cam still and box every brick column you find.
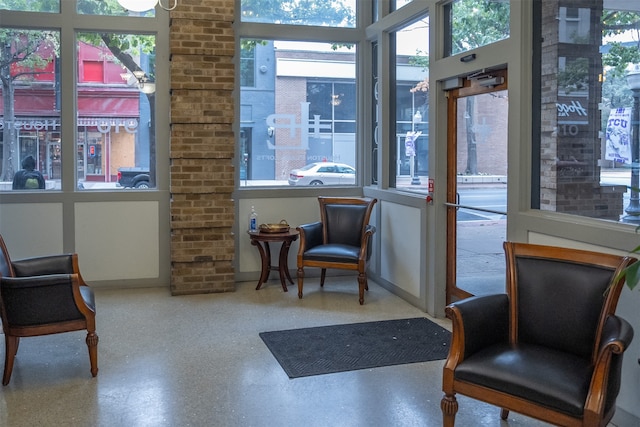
[169,1,236,294]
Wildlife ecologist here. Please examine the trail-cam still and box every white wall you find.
[0,201,167,286]
[380,201,421,298]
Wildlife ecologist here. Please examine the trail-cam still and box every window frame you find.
[0,1,169,194]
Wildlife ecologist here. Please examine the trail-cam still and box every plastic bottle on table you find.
[249,206,258,232]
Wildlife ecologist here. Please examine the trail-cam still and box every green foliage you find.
[0,29,59,76]
[558,58,589,93]
[602,10,640,77]
[240,0,355,27]
[602,10,640,38]
[603,42,640,77]
[409,50,429,70]
[450,0,510,55]
[623,245,640,291]
[0,0,59,12]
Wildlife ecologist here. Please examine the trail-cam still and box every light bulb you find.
[117,0,158,12]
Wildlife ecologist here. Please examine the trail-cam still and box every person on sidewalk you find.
[12,155,46,190]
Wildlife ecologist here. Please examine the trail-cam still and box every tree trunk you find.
[465,97,477,175]
[1,44,18,181]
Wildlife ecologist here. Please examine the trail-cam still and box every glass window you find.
[240,0,356,27]
[239,39,357,187]
[445,0,510,57]
[0,27,60,190]
[393,0,413,11]
[77,0,154,16]
[76,32,156,190]
[391,16,429,191]
[240,42,257,87]
[0,0,59,13]
[534,2,640,223]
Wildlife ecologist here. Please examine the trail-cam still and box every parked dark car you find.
[117,167,150,189]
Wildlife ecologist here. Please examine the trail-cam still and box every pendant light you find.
[117,0,177,12]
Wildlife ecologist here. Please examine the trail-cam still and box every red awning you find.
[1,88,140,117]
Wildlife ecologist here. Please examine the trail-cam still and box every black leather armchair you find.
[296,196,377,305]
[441,242,635,427]
[0,234,98,385]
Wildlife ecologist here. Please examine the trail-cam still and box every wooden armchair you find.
[296,196,377,305]
[441,242,635,427]
[0,234,98,385]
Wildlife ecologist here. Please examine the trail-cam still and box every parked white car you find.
[288,162,356,186]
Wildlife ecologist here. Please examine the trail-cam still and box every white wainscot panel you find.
[380,201,421,297]
[75,201,159,281]
[0,203,63,258]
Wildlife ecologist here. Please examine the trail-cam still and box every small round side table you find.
[248,229,299,291]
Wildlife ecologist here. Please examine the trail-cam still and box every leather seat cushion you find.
[303,244,359,263]
[454,342,592,417]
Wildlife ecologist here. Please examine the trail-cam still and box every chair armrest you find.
[297,221,323,252]
[598,315,634,355]
[360,224,376,261]
[365,224,376,235]
[584,315,634,418]
[0,273,88,326]
[446,294,509,360]
[11,253,77,277]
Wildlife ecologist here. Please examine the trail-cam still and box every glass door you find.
[446,69,508,303]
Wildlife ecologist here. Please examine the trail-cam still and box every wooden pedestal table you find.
[248,229,299,291]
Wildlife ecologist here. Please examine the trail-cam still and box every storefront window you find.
[76,32,156,189]
[0,28,60,190]
[391,16,429,192]
[239,39,357,187]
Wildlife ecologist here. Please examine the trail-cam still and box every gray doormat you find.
[259,317,451,378]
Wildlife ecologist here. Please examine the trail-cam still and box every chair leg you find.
[297,267,304,299]
[86,331,99,377]
[357,272,367,305]
[320,269,326,287]
[500,408,509,420]
[441,394,458,427]
[3,335,19,386]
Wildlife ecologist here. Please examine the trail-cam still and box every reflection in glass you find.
[535,3,640,222]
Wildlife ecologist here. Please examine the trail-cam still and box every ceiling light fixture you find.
[117,0,177,12]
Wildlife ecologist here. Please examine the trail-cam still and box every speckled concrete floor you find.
[1,278,562,426]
